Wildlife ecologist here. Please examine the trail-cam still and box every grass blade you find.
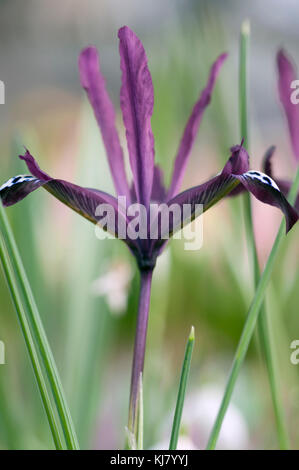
[239,19,250,149]
[257,310,290,448]
[239,19,290,449]
[0,204,79,450]
[206,166,299,450]
[169,326,195,450]
[0,221,63,449]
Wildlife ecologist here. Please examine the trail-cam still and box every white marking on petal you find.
[0,175,36,191]
[244,171,280,191]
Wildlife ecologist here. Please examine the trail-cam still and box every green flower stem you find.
[0,205,79,450]
[206,165,299,450]
[169,326,195,450]
[239,19,289,449]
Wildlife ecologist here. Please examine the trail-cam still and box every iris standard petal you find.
[277,49,299,162]
[263,146,276,177]
[79,46,130,200]
[222,143,249,175]
[262,145,299,212]
[167,53,227,199]
[151,165,167,203]
[118,26,155,208]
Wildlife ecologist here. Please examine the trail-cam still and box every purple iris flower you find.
[1,28,297,264]
[0,26,298,436]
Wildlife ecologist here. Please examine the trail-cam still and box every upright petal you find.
[223,143,250,197]
[118,26,155,208]
[167,53,228,199]
[263,145,299,212]
[162,146,298,239]
[277,49,299,162]
[263,146,276,177]
[19,148,51,181]
[79,46,130,199]
[129,164,166,204]
[151,164,167,202]
[222,143,249,175]
[0,151,132,243]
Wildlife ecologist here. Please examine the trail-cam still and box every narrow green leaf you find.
[206,166,299,450]
[169,326,195,450]
[0,220,63,449]
[239,19,290,449]
[239,19,250,149]
[125,426,137,451]
[0,204,79,450]
[257,309,290,449]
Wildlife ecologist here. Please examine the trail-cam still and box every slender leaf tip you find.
[189,326,195,342]
[241,19,251,36]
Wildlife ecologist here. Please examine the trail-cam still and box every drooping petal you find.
[79,46,130,199]
[151,164,167,202]
[263,146,276,177]
[235,171,298,232]
[273,180,299,213]
[163,173,238,239]
[0,151,132,242]
[167,53,228,199]
[0,175,45,206]
[277,49,299,162]
[162,146,298,239]
[118,26,155,208]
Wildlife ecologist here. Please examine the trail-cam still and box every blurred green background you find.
[0,0,299,450]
